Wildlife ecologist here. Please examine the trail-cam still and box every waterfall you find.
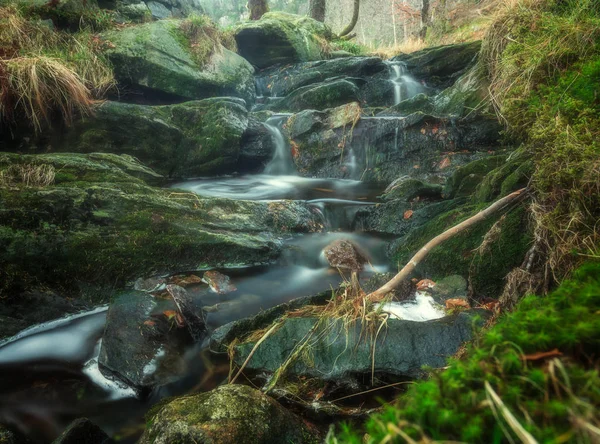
[387,61,423,106]
[264,114,296,176]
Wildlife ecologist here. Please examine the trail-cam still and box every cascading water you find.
[387,61,423,106]
[263,114,296,175]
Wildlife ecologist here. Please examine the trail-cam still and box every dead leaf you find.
[420,128,427,135]
[438,157,451,169]
[522,349,563,361]
[446,298,471,309]
[143,320,156,327]
[163,310,177,319]
[416,279,436,291]
[403,209,414,220]
[171,274,202,287]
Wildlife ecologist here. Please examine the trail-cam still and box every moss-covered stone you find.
[101,20,255,103]
[474,149,534,203]
[56,99,250,178]
[443,155,507,199]
[268,79,360,112]
[390,202,532,298]
[0,153,320,298]
[140,384,320,444]
[235,12,333,69]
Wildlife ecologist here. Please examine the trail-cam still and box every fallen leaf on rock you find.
[143,320,156,327]
[403,210,414,220]
[446,298,471,309]
[171,274,202,287]
[438,157,451,169]
[163,310,177,319]
[522,349,563,361]
[416,279,436,290]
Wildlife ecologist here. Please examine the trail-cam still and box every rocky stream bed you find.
[0,11,533,444]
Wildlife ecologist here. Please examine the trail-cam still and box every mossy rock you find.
[474,150,534,203]
[269,79,360,112]
[390,203,532,298]
[235,12,333,69]
[101,20,255,103]
[57,99,250,178]
[140,384,320,444]
[443,155,508,199]
[0,153,321,298]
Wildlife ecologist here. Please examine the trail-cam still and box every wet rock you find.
[443,155,508,199]
[286,102,502,183]
[235,12,333,69]
[1,153,320,299]
[56,98,249,178]
[202,271,237,295]
[231,311,487,381]
[134,277,167,293]
[323,239,367,272]
[169,274,203,288]
[140,384,320,444]
[431,275,468,305]
[53,418,109,444]
[382,177,443,202]
[255,56,386,99]
[268,79,360,112]
[98,291,191,391]
[362,273,416,302]
[392,41,481,89]
[239,117,277,173]
[166,285,207,342]
[101,20,255,104]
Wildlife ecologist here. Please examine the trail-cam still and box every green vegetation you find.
[334,263,600,443]
[0,5,114,131]
[330,39,367,56]
[483,0,600,279]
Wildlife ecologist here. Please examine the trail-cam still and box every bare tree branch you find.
[338,0,361,37]
[367,188,529,301]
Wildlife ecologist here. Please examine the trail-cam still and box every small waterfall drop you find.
[387,61,423,106]
[264,114,296,176]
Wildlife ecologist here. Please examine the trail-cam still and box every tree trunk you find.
[339,0,360,37]
[309,0,326,22]
[367,188,528,301]
[248,0,268,20]
[419,0,430,41]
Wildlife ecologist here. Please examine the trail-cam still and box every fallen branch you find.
[367,188,528,301]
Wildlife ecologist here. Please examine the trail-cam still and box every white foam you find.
[377,292,445,322]
[82,340,137,400]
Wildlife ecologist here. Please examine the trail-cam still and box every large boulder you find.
[0,153,321,299]
[140,384,320,443]
[55,99,270,178]
[53,418,109,444]
[229,312,484,381]
[286,103,502,182]
[235,12,333,69]
[101,20,255,103]
[392,41,482,89]
[268,79,360,112]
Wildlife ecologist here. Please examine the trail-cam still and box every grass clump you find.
[0,6,114,131]
[333,263,600,443]
[330,39,367,56]
[482,0,600,279]
[174,15,237,68]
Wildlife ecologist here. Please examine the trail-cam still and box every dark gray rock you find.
[268,79,360,112]
[53,418,109,444]
[231,311,486,380]
[98,291,194,390]
[431,275,468,305]
[392,41,482,89]
[239,117,277,172]
[140,384,320,443]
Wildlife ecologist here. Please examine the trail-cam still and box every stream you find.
[0,68,428,443]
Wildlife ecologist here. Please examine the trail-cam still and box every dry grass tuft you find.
[0,6,114,131]
[370,38,426,59]
[0,163,55,187]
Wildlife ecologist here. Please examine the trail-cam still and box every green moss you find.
[336,262,600,443]
[391,202,531,298]
[443,155,507,199]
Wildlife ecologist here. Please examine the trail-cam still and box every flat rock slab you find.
[232,311,487,380]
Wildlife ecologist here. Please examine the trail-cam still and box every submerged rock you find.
[53,418,109,444]
[140,384,320,443]
[101,20,255,103]
[323,239,367,272]
[230,311,486,381]
[235,12,333,69]
[202,271,237,295]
